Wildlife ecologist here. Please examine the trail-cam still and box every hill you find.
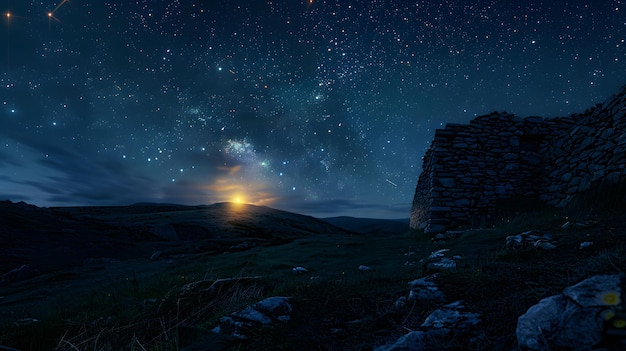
[1,199,625,350]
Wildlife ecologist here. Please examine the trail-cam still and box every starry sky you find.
[0,0,624,219]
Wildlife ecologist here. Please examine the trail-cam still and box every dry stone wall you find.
[411,85,626,234]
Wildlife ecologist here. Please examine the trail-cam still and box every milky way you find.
[1,0,624,218]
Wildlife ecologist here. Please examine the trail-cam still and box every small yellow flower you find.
[602,309,616,321]
[613,319,626,329]
[597,291,621,306]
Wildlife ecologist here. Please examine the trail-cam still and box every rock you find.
[408,274,445,303]
[454,198,471,207]
[432,230,465,242]
[212,296,292,340]
[561,220,589,229]
[358,265,372,271]
[13,317,40,327]
[438,178,457,187]
[421,300,480,330]
[428,249,450,259]
[506,231,558,252]
[424,249,458,271]
[150,251,162,260]
[516,274,622,351]
[580,241,593,249]
[427,258,457,271]
[292,266,308,274]
[424,223,447,235]
[376,301,480,351]
[534,240,556,250]
[229,241,256,251]
[0,265,41,286]
[179,276,262,297]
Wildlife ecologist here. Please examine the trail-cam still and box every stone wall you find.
[411,85,626,234]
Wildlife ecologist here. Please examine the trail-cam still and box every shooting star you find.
[385,179,398,187]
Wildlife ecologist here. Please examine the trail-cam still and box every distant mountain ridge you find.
[323,216,409,235]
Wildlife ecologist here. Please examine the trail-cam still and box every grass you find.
[0,230,421,350]
[2,182,626,350]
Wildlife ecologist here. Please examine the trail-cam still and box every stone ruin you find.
[411,85,626,234]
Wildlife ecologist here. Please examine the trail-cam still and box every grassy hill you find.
[1,193,625,350]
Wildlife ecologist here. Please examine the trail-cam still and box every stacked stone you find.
[541,89,626,206]
[411,85,626,234]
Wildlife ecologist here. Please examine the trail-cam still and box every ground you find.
[0,200,625,350]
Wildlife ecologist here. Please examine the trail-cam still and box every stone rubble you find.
[422,249,460,272]
[211,296,292,340]
[505,230,558,252]
[406,274,445,304]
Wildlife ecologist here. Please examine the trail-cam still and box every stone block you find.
[454,199,471,207]
[425,224,447,235]
[437,178,456,187]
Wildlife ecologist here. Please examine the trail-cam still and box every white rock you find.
[427,257,457,271]
[406,274,446,305]
[421,300,480,330]
[516,275,619,350]
[150,251,161,260]
[428,249,450,259]
[579,241,593,249]
[358,265,372,271]
[212,297,292,340]
[534,240,556,250]
[292,266,308,273]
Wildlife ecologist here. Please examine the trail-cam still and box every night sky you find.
[0,0,624,218]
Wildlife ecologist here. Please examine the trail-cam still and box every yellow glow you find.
[6,12,10,18]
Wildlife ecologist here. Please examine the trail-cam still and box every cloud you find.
[215,164,242,176]
[0,131,159,206]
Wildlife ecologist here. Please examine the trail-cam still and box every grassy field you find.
[2,189,626,350]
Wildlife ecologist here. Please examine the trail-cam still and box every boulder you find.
[408,274,445,303]
[516,274,623,350]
